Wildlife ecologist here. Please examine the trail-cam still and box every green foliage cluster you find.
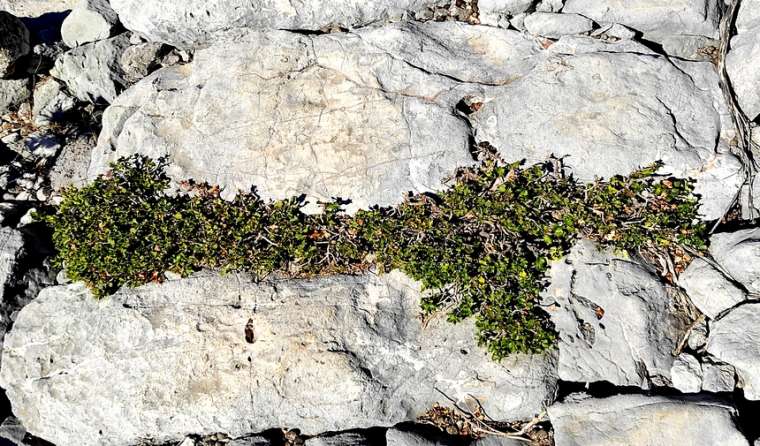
[42,154,707,359]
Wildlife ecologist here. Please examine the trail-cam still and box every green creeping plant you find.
[40,154,707,360]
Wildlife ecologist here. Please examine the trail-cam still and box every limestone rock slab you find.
[542,240,688,388]
[0,272,559,446]
[89,23,543,213]
[468,36,742,220]
[707,302,760,400]
[549,394,749,446]
[109,0,451,48]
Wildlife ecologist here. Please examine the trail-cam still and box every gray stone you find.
[49,133,95,191]
[680,258,746,319]
[0,0,78,17]
[0,416,28,445]
[119,42,166,83]
[227,436,272,446]
[687,319,709,351]
[109,0,451,48]
[89,23,542,213]
[471,436,523,446]
[478,0,533,27]
[707,303,760,400]
[743,148,760,219]
[702,361,737,393]
[670,353,703,393]
[0,227,52,368]
[563,0,721,58]
[0,78,31,114]
[736,0,760,31]
[542,240,688,388]
[0,271,559,446]
[385,428,455,446]
[727,0,760,120]
[61,0,120,48]
[31,77,76,125]
[0,12,31,78]
[305,432,373,446]
[710,228,760,294]
[549,395,749,446]
[592,23,637,41]
[661,34,720,62]
[0,228,25,304]
[524,13,593,38]
[468,36,742,220]
[51,33,130,103]
[536,0,564,12]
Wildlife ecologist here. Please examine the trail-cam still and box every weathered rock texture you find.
[109,0,451,47]
[31,77,76,126]
[468,36,742,220]
[89,23,542,212]
[0,11,31,78]
[61,0,120,48]
[89,26,740,219]
[51,33,130,103]
[0,228,25,305]
[542,240,688,388]
[0,0,77,18]
[707,302,760,400]
[478,0,533,27]
[0,271,559,446]
[549,394,749,446]
[563,0,721,58]
[727,0,760,120]
[701,361,736,393]
[0,78,31,114]
[680,258,746,319]
[523,13,594,39]
[710,228,760,294]
[670,353,703,393]
[0,228,55,362]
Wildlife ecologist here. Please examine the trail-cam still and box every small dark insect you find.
[244,318,255,344]
[595,306,605,320]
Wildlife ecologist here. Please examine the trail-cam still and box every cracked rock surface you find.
[2,0,760,445]
[707,302,760,400]
[562,0,721,53]
[109,0,451,48]
[542,240,688,388]
[0,271,558,446]
[549,394,749,446]
[468,35,742,220]
[89,22,543,213]
[727,0,760,120]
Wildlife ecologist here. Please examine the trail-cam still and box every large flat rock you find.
[727,0,760,120]
[109,0,450,47]
[542,240,688,388]
[562,0,721,41]
[468,36,742,220]
[710,227,760,294]
[89,23,542,213]
[549,394,749,446]
[0,0,77,18]
[707,302,760,400]
[0,271,559,446]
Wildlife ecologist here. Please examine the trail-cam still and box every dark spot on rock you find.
[245,318,255,344]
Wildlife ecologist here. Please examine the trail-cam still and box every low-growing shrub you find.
[41,153,706,359]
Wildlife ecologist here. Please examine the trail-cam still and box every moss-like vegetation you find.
[41,152,707,359]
